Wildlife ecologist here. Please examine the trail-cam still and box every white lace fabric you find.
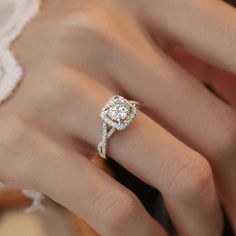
[0,0,40,103]
[0,0,43,211]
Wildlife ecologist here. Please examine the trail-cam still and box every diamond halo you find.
[98,95,139,159]
[100,95,137,131]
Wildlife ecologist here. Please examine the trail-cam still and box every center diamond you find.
[100,95,137,130]
[108,103,129,122]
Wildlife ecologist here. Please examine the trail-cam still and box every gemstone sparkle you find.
[100,95,137,130]
[108,103,129,121]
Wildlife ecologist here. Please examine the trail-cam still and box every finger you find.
[105,37,236,231]
[0,118,166,236]
[138,0,236,74]
[66,3,234,232]
[60,69,223,236]
[40,150,166,236]
[170,46,236,108]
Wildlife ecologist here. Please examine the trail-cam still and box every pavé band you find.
[97,95,139,159]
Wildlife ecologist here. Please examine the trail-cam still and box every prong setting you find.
[100,95,137,130]
[98,95,139,159]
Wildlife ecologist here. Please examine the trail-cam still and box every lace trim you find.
[0,0,40,103]
[0,0,44,212]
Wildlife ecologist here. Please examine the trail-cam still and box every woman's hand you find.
[1,0,236,235]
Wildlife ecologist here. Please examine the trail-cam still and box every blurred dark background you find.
[226,0,236,5]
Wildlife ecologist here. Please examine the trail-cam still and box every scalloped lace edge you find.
[0,0,44,212]
[0,0,40,103]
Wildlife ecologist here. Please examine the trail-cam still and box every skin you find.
[0,0,236,235]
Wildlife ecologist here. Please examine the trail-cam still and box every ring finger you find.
[60,69,223,236]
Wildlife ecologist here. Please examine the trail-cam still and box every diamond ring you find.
[97,95,140,159]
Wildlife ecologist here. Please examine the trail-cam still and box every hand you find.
[1,0,236,235]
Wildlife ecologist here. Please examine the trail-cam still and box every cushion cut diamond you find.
[108,103,129,121]
[100,95,137,130]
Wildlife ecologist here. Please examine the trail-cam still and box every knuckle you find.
[61,4,113,43]
[167,153,214,202]
[57,4,116,70]
[94,189,140,233]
